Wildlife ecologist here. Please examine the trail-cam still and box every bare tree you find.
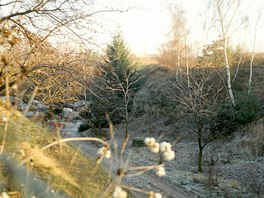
[168,68,224,172]
[101,68,143,153]
[0,0,122,94]
[157,6,192,78]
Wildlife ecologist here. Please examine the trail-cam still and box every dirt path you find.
[61,123,192,198]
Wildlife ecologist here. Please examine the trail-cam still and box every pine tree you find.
[106,33,133,81]
[89,33,141,138]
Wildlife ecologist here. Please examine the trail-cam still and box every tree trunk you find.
[198,136,203,172]
[232,52,243,82]
[120,97,129,155]
[197,122,203,172]
[216,0,237,107]
[223,38,236,107]
[248,11,260,94]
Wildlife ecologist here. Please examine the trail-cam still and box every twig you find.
[18,137,109,166]
[23,87,38,115]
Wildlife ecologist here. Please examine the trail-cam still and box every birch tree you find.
[248,9,263,94]
[214,0,240,107]
[158,6,191,76]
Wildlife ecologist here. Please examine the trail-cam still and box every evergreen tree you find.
[198,39,236,68]
[88,34,141,133]
[106,33,133,79]
[104,33,136,104]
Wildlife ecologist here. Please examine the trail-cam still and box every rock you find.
[62,107,73,116]
[31,100,48,112]
[80,128,109,139]
[0,96,21,105]
[74,120,83,128]
[18,102,27,111]
[62,107,78,121]
[26,111,35,117]
[70,100,91,111]
[72,100,91,108]
[63,107,73,112]
[25,111,46,119]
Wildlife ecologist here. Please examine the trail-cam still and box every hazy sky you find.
[99,0,264,56]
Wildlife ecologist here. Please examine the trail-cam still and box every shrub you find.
[211,93,262,135]
[78,122,90,132]
[131,138,145,147]
[234,94,262,124]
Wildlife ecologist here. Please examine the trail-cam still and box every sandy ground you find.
[61,120,264,198]
[61,121,192,198]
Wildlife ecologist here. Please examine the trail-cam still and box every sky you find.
[97,0,264,56]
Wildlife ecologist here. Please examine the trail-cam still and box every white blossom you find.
[150,142,160,153]
[112,186,127,198]
[155,193,162,198]
[97,147,107,156]
[163,150,175,161]
[97,147,111,159]
[105,150,112,158]
[156,166,166,177]
[160,142,171,152]
[145,137,156,147]
[1,192,9,198]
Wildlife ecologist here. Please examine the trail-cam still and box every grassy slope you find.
[0,103,111,198]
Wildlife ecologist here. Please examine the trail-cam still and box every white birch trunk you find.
[216,0,236,107]
[223,38,236,107]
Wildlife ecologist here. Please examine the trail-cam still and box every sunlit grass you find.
[0,104,111,197]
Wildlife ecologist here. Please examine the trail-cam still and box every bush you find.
[78,122,90,132]
[86,34,144,127]
[131,139,145,147]
[211,93,262,135]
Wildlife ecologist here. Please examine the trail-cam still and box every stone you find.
[72,100,91,108]
[18,102,27,111]
[62,107,78,121]
[31,100,48,112]
[26,111,35,117]
[0,96,21,105]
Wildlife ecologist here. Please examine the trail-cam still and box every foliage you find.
[132,66,174,118]
[78,122,90,132]
[197,39,238,68]
[211,93,262,135]
[88,34,142,127]
[106,33,133,79]
[231,63,264,96]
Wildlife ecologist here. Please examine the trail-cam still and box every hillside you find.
[0,103,111,198]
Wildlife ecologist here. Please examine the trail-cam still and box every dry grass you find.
[239,117,264,157]
[0,103,111,197]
